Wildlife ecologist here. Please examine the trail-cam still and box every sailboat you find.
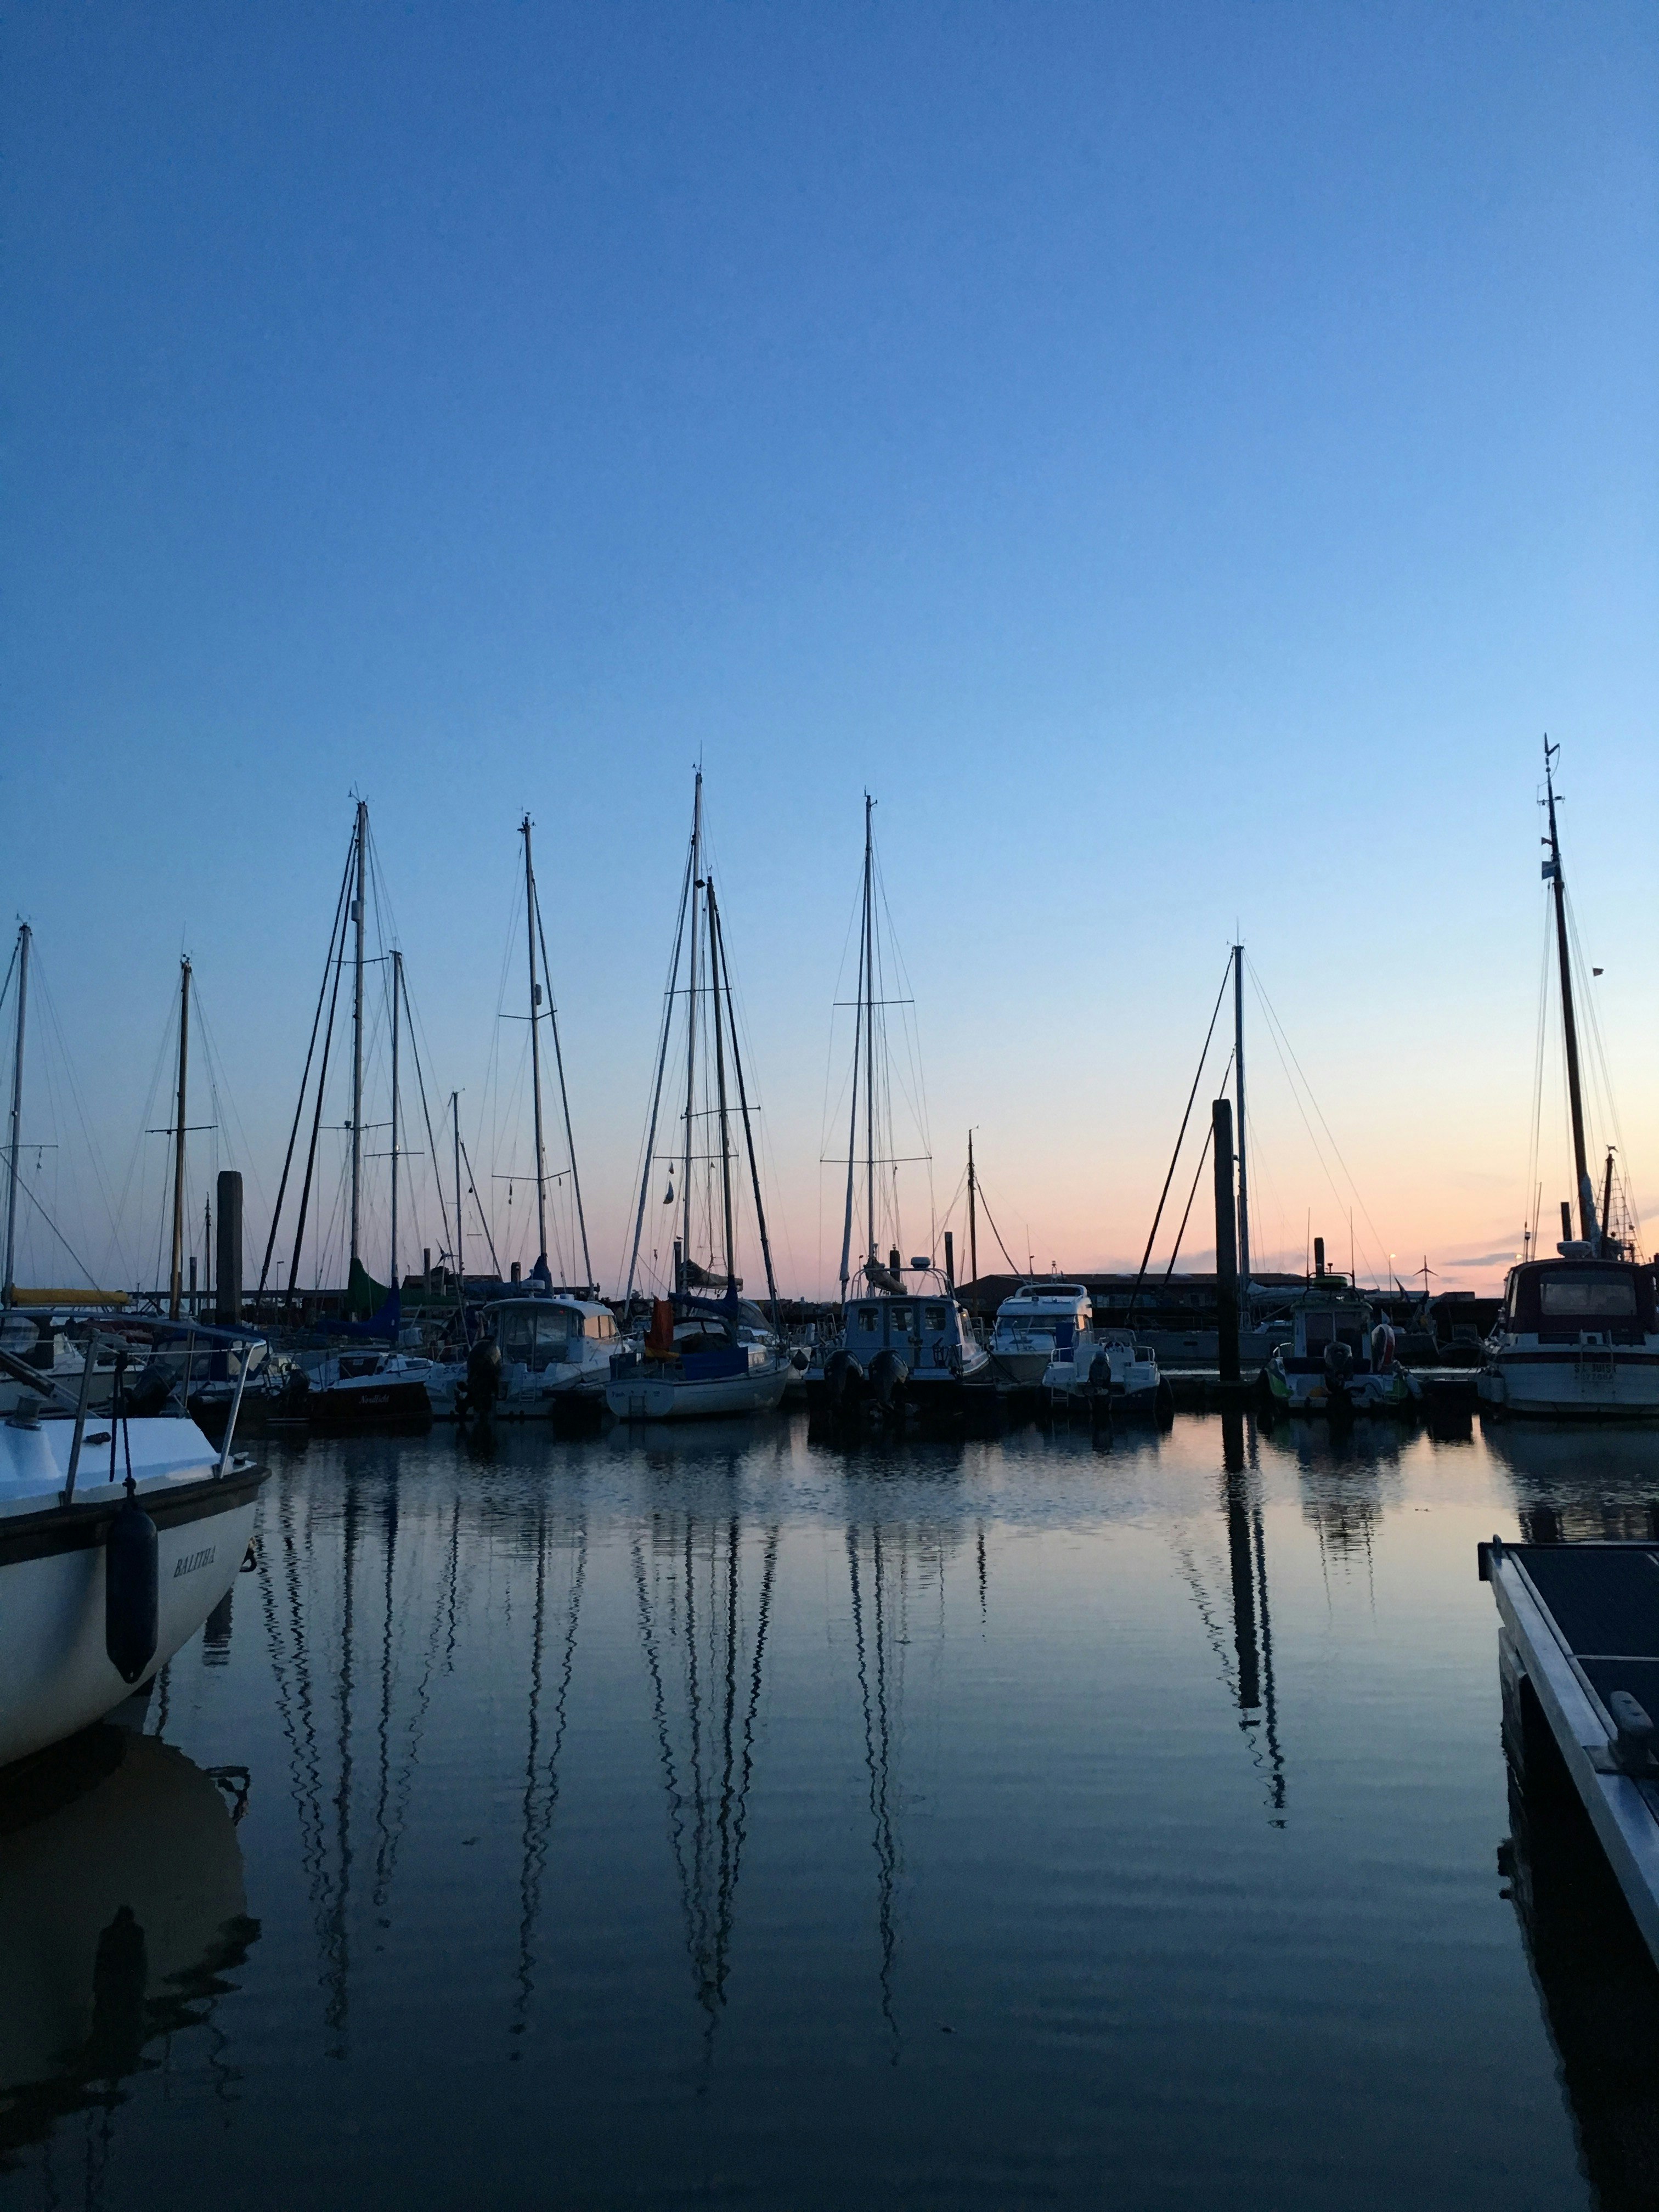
[459,816,613,1420]
[607,772,791,1421]
[1479,744,1659,1419]
[808,797,988,1420]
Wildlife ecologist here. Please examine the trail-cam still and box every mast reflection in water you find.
[1,1418,1639,2211]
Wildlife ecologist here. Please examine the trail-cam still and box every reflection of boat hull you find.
[0,1465,263,1769]
[606,1363,789,1421]
[0,1725,254,2152]
[1479,1352,1659,1420]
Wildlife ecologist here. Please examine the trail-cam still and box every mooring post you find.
[1212,1096,1240,1384]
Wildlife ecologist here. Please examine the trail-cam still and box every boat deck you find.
[1481,1536,1659,1966]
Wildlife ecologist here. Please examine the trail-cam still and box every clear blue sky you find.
[3,1,1655,1296]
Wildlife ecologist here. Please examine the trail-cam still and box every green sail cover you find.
[345,1256,390,1319]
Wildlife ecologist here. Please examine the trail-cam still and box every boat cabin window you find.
[855,1307,878,1332]
[1539,1276,1637,1318]
[886,1303,915,1333]
[1303,1312,1336,1348]
[923,1304,948,1331]
[501,1311,535,1359]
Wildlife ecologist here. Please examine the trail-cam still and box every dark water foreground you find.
[6,1409,1659,2211]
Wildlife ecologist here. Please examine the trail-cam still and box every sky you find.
[2,0,1656,1301]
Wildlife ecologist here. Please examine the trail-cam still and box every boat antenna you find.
[521,815,550,1276]
[1542,740,1599,1248]
[3,923,30,1310]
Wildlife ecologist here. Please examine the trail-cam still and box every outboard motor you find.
[125,1357,176,1418]
[106,1491,159,1685]
[825,1347,865,1412]
[464,1337,503,1419]
[868,1346,909,1418]
[1323,1336,1356,1417]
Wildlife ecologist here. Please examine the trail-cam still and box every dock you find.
[1481,1536,1659,1968]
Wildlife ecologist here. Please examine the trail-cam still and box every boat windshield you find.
[1539,1276,1637,1318]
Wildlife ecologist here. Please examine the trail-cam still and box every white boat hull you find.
[1479,1352,1659,1419]
[605,1364,790,1422]
[0,1467,262,1768]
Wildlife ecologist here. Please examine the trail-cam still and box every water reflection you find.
[633,1509,778,2030]
[1502,1675,1659,2210]
[1483,1418,1659,1543]
[0,1725,256,2170]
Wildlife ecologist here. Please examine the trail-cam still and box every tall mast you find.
[967,1129,978,1286]
[838,809,865,1302]
[862,794,876,1272]
[3,923,30,1310]
[1234,943,1251,1307]
[350,798,367,1266]
[521,816,549,1271]
[169,956,191,1319]
[706,879,738,1293]
[1543,743,1598,1246]
[680,771,703,1282]
[709,887,780,1316]
[390,948,402,1296]
[533,891,592,1289]
[623,798,697,1308]
[452,1090,468,1338]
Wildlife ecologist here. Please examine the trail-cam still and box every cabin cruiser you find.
[0,1329,266,1768]
[458,1293,619,1419]
[606,1296,791,1421]
[1263,1279,1411,1414]
[989,1283,1091,1387]
[1041,1327,1169,1418]
[809,1259,991,1419]
[1478,1259,1659,1419]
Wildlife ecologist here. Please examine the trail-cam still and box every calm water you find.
[6,1408,1659,2210]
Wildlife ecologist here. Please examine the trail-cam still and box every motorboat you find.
[989,1283,1091,1386]
[1262,1280,1411,1414]
[297,1347,440,1429]
[0,1328,266,1769]
[1041,1327,1170,1418]
[809,1259,991,1419]
[1478,1259,1659,1419]
[458,1293,618,1419]
[606,1296,791,1421]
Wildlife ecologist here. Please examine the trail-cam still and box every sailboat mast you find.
[169,956,191,1319]
[838,820,864,1302]
[522,816,550,1270]
[623,804,697,1308]
[967,1129,978,1286]
[350,798,367,1266]
[710,888,780,1314]
[1234,943,1250,1312]
[706,879,738,1293]
[680,771,703,1282]
[863,794,875,1271]
[3,924,29,1311]
[534,896,592,1289]
[390,948,402,1296]
[1544,743,1598,1245]
[452,1091,464,1300]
